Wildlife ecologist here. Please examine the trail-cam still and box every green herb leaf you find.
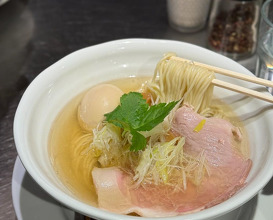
[130,130,147,151]
[136,102,178,131]
[105,92,178,151]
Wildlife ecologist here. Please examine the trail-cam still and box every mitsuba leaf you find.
[130,130,147,151]
[104,105,124,128]
[104,92,178,151]
[136,101,178,131]
[105,92,148,129]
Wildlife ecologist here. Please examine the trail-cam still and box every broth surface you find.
[49,77,150,205]
[48,76,249,206]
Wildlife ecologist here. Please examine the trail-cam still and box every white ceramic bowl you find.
[14,39,273,220]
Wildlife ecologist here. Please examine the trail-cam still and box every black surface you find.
[0,0,169,117]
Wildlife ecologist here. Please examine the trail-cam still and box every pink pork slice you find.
[92,106,252,217]
[171,106,252,207]
[92,167,179,217]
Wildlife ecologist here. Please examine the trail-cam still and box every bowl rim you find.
[13,38,273,220]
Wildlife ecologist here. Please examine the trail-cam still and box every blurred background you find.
[0,0,272,219]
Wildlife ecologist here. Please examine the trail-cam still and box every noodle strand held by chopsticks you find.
[147,53,215,116]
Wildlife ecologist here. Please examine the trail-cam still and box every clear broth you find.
[48,76,249,206]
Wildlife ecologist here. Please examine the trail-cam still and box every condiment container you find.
[208,0,262,60]
[167,0,212,33]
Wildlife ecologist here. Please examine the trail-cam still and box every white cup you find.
[167,0,212,33]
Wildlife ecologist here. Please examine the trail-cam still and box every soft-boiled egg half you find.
[78,84,123,131]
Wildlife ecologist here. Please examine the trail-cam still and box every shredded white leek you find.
[133,136,208,190]
[89,122,208,189]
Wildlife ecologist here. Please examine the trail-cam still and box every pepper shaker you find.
[208,0,262,60]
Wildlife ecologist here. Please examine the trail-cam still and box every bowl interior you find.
[14,39,273,220]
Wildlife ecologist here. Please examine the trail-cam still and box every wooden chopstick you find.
[171,56,273,87]
[212,79,273,103]
[170,56,273,103]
